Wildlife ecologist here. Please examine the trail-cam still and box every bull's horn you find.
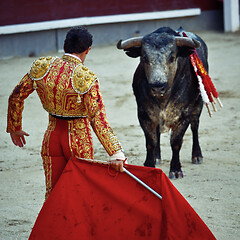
[175,37,201,48]
[117,36,143,49]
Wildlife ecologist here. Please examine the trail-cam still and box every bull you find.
[117,27,208,179]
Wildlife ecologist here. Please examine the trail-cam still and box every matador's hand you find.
[110,150,126,172]
[110,160,124,173]
[10,130,29,147]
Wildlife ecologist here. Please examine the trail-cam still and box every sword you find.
[123,167,162,200]
[75,157,163,200]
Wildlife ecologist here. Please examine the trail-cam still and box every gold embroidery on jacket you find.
[71,64,98,95]
[29,56,57,80]
[84,82,122,156]
[34,58,88,117]
[7,74,34,132]
[7,54,122,157]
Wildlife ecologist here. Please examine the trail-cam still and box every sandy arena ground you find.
[0,30,240,239]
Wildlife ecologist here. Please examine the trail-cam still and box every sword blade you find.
[123,167,162,200]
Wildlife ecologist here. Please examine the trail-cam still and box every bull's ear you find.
[124,47,142,58]
[177,46,195,58]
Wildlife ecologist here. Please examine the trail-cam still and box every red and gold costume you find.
[7,54,122,198]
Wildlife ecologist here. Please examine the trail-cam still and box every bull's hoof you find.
[169,171,183,179]
[192,156,203,164]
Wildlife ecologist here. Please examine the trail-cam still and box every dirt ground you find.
[0,30,240,240]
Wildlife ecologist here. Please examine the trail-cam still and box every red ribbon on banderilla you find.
[190,51,223,117]
[179,31,223,117]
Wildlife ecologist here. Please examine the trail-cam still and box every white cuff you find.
[110,150,125,161]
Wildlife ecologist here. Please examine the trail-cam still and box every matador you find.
[7,27,125,199]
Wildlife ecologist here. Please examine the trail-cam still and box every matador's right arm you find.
[7,74,34,133]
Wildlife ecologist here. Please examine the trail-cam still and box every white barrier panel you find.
[0,8,201,35]
[224,0,240,32]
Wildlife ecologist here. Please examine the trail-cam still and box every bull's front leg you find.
[169,121,190,179]
[155,125,161,165]
[138,110,160,168]
[144,128,160,168]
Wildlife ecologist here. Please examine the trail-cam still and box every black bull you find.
[117,27,208,179]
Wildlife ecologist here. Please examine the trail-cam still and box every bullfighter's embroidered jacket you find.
[7,54,122,156]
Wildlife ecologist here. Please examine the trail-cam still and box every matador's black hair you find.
[64,26,93,53]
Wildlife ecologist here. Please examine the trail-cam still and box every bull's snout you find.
[150,84,168,97]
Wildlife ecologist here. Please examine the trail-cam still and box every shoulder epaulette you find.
[71,64,98,95]
[29,56,57,80]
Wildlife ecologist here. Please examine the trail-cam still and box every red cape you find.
[29,157,216,240]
